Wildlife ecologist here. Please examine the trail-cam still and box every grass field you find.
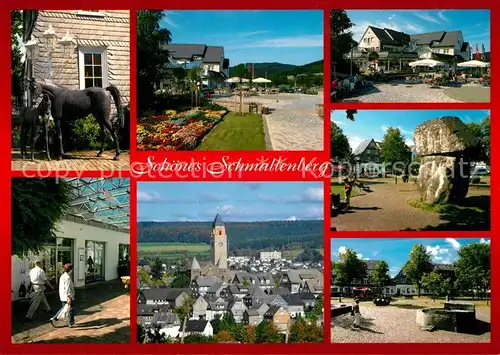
[138,243,323,262]
[138,242,210,253]
[196,113,266,150]
[331,183,360,198]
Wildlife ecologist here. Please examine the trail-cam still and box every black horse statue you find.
[29,79,124,160]
[16,94,52,161]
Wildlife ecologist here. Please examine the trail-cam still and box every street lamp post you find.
[43,24,56,80]
[350,46,354,77]
[24,36,39,107]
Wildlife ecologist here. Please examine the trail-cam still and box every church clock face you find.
[218,241,224,247]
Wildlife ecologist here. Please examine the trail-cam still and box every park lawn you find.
[408,199,485,215]
[331,183,360,198]
[196,113,266,150]
[443,86,490,103]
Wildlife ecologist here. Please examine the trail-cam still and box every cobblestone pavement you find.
[12,149,130,171]
[12,280,129,344]
[331,302,491,343]
[341,81,467,103]
[332,179,442,231]
[30,295,130,343]
[255,93,324,151]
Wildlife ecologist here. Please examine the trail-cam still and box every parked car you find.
[473,167,489,175]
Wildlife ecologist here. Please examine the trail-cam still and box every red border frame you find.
[1,3,497,355]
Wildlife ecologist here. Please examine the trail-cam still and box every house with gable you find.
[23,10,130,108]
[348,25,472,72]
[263,306,290,333]
[162,43,229,90]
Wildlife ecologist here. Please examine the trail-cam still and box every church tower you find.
[211,214,228,271]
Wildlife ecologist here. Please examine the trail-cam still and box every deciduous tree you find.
[380,127,411,176]
[331,122,352,162]
[454,242,490,299]
[421,271,444,301]
[402,244,433,297]
[136,10,172,111]
[332,248,367,297]
[369,261,390,295]
[12,178,71,257]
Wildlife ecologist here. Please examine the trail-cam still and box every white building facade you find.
[12,216,129,301]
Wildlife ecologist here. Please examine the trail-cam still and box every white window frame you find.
[77,10,105,17]
[78,47,108,90]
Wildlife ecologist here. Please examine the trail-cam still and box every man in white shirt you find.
[50,263,76,327]
[25,259,54,320]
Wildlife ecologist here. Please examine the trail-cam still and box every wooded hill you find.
[138,220,323,251]
[229,60,323,78]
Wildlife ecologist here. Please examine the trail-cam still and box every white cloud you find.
[302,187,323,202]
[445,238,461,250]
[347,135,367,151]
[349,18,424,42]
[338,246,347,254]
[286,216,297,221]
[405,23,424,33]
[413,12,441,24]
[137,191,162,202]
[238,30,270,37]
[357,253,364,259]
[438,11,449,23]
[333,120,345,125]
[372,251,379,256]
[163,12,180,29]
[303,206,323,219]
[227,35,323,49]
[426,245,454,264]
[480,238,490,244]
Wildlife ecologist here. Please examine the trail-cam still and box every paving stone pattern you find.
[12,280,130,344]
[12,150,130,171]
[342,81,461,103]
[252,94,324,151]
[331,303,490,343]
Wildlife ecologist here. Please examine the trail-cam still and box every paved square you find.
[331,298,490,343]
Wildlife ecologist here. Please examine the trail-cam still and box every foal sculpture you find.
[29,79,124,160]
[18,94,52,161]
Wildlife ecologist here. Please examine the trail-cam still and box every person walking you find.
[344,177,353,209]
[352,298,361,328]
[50,263,75,328]
[25,259,54,321]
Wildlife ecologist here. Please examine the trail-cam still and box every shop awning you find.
[65,178,130,231]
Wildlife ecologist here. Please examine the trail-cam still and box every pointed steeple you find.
[191,257,201,270]
[213,213,224,228]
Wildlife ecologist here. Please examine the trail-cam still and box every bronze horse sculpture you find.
[29,79,124,160]
[17,93,52,161]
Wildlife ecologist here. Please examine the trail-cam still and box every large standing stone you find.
[414,117,478,156]
[414,117,477,204]
[417,156,471,204]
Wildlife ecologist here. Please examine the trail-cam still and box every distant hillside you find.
[138,220,323,251]
[229,60,323,78]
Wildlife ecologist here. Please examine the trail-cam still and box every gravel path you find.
[341,81,461,103]
[331,304,490,343]
[331,179,441,231]
[257,93,324,151]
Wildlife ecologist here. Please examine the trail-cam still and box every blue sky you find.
[331,238,490,277]
[137,182,323,222]
[347,10,490,52]
[160,10,323,66]
[331,109,490,151]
